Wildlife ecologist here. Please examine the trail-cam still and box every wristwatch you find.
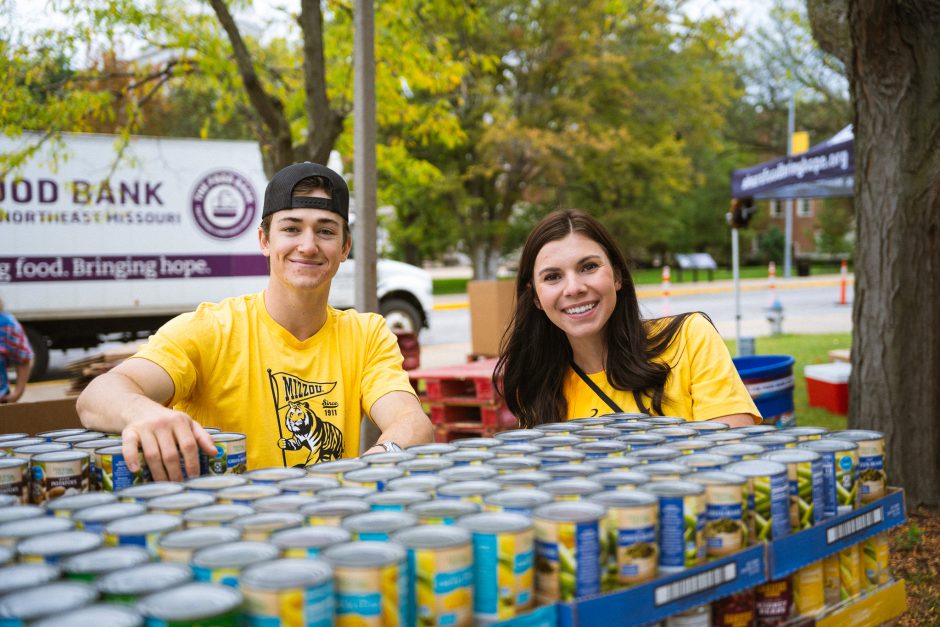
[381,441,403,453]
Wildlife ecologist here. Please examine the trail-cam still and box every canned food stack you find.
[0,422,899,626]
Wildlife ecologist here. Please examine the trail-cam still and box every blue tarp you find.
[731,126,854,200]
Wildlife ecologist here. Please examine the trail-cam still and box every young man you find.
[0,298,33,404]
[77,162,433,480]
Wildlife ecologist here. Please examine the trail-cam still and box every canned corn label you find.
[209,436,247,475]
[787,459,825,531]
[658,495,704,572]
[838,544,861,600]
[534,519,601,602]
[602,505,657,589]
[822,554,841,606]
[856,439,886,504]
[793,561,824,616]
[471,530,534,621]
[862,535,889,589]
[194,564,241,587]
[334,563,407,626]
[243,581,333,627]
[408,545,473,627]
[106,531,162,557]
[703,484,746,558]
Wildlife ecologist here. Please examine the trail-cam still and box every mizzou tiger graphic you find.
[277,400,345,465]
[267,369,344,467]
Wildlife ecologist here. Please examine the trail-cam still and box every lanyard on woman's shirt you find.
[569,361,623,414]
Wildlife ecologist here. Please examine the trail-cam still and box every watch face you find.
[384,442,403,453]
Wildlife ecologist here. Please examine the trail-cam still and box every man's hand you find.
[121,403,217,482]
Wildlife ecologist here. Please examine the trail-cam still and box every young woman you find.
[494,209,759,428]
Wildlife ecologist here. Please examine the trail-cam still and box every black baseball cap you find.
[262,162,349,222]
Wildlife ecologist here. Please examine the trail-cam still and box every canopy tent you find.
[731,125,854,200]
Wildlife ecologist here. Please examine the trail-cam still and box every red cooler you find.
[804,363,851,415]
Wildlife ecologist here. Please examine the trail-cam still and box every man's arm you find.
[0,360,31,403]
[77,358,216,481]
[362,390,434,455]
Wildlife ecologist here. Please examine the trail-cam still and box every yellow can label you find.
[601,504,657,590]
[822,554,841,606]
[838,544,861,600]
[793,561,824,616]
[334,563,407,627]
[242,582,333,627]
[410,545,474,627]
[470,529,534,621]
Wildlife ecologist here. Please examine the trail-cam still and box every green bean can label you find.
[333,563,407,626]
[469,529,534,621]
[533,519,601,602]
[835,450,860,515]
[657,494,704,573]
[407,545,474,627]
[743,472,790,542]
[787,459,825,531]
[856,439,886,504]
[703,484,746,558]
[605,505,657,587]
[97,448,150,492]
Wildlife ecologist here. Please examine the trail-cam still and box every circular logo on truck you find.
[191,169,257,239]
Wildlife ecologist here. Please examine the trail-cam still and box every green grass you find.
[433,277,472,295]
[725,333,852,431]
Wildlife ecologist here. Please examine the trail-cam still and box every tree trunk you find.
[847,1,940,508]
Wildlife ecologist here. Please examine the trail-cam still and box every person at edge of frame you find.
[494,208,761,428]
[0,296,33,404]
[77,162,433,480]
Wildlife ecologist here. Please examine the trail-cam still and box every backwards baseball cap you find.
[262,162,349,222]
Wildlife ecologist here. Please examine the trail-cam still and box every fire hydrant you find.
[766,299,784,336]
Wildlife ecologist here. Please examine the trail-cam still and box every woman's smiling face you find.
[532,231,622,346]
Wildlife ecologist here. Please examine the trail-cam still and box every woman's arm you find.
[708,413,758,428]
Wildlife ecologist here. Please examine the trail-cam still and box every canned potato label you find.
[602,506,657,589]
[856,439,886,504]
[335,563,407,626]
[658,495,704,572]
[0,463,28,503]
[471,530,534,621]
[408,546,474,627]
[703,484,746,557]
[534,519,601,602]
[31,456,89,504]
[243,582,333,627]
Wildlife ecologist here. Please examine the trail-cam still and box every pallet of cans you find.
[0,419,907,626]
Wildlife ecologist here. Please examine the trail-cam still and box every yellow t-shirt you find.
[133,292,416,469]
[562,313,760,422]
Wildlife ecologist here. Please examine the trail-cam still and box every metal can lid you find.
[531,435,581,449]
[0,581,97,620]
[241,558,332,590]
[591,456,641,471]
[158,526,241,550]
[32,449,89,463]
[407,499,480,519]
[632,447,683,462]
[365,490,431,508]
[0,515,74,539]
[13,443,70,456]
[232,512,304,532]
[686,421,730,432]
[386,475,445,492]
[605,411,652,421]
[117,482,185,501]
[185,475,249,491]
[17,530,103,558]
[748,434,797,445]
[254,494,319,513]
[709,443,767,457]
[784,427,829,438]
[574,441,629,453]
[184,503,255,523]
[495,471,553,486]
[724,459,789,478]
[648,427,698,438]
[322,540,405,568]
[317,486,375,500]
[484,488,553,510]
[439,466,499,482]
[644,416,688,426]
[616,434,668,446]
[191,540,280,569]
[211,432,247,444]
[442,450,497,464]
[533,450,586,463]
[392,524,471,549]
[533,501,606,522]
[1,437,45,450]
[61,546,150,575]
[137,583,243,621]
[53,432,108,445]
[642,480,707,498]
[487,457,542,471]
[0,505,45,525]
[490,443,543,456]
[73,438,124,451]
[37,428,87,439]
[0,433,29,442]
[437,480,501,498]
[276,476,340,493]
[344,467,406,483]
[342,511,417,534]
[45,492,117,514]
[493,429,545,442]
[588,470,650,488]
[798,439,859,453]
[95,445,128,455]
[545,463,599,478]
[699,432,747,443]
[398,458,454,473]
[245,467,307,483]
[217,484,281,500]
[569,417,617,428]
[270,525,351,550]
[104,513,182,536]
[825,429,884,442]
[362,451,416,465]
[405,443,458,456]
[662,439,715,451]
[451,437,502,449]
[682,453,733,468]
[300,499,371,518]
[762,449,821,464]
[732,425,779,436]
[538,423,584,434]
[0,563,60,595]
[74,502,147,525]
[0,545,10,565]
[306,459,367,475]
[148,492,216,512]
[589,489,658,508]
[611,421,654,433]
[457,511,532,534]
[0,457,28,470]
[32,603,143,627]
[687,471,748,487]
[540,479,604,496]
[97,562,192,596]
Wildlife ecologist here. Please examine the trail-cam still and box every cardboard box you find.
[804,362,851,415]
[467,279,516,358]
[0,397,82,436]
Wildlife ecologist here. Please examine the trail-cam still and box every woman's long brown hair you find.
[493,209,699,427]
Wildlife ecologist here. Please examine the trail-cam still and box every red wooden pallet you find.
[409,359,500,403]
[428,402,518,429]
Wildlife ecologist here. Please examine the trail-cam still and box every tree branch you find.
[298,0,344,164]
[806,0,851,65]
